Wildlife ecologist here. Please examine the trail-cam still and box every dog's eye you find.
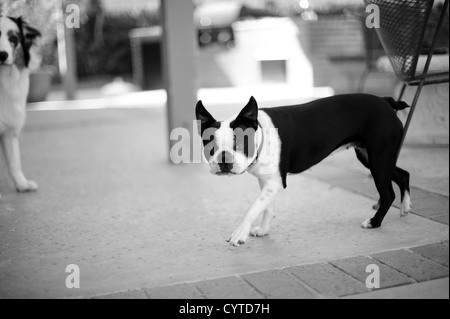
[9,36,19,46]
[204,143,215,157]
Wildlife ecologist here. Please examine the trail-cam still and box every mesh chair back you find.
[364,0,435,81]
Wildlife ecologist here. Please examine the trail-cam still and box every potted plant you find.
[1,0,58,102]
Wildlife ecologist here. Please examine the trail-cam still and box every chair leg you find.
[357,69,371,93]
[395,0,449,164]
[397,82,407,101]
[396,79,426,163]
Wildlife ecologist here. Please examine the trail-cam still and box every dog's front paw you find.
[250,226,270,237]
[16,180,38,193]
[361,218,381,229]
[227,224,251,247]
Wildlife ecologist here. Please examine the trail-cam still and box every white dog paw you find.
[250,226,270,237]
[361,219,372,229]
[16,180,38,193]
[400,192,412,217]
[361,218,381,229]
[227,224,251,247]
[400,208,410,218]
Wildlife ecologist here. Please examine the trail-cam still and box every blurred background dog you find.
[0,16,41,197]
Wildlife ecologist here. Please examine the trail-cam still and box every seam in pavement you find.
[286,262,358,299]
[279,269,323,299]
[239,276,270,299]
[404,247,449,269]
[325,259,419,290]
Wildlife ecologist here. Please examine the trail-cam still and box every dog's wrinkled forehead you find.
[212,117,257,158]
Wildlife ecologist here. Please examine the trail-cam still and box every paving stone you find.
[410,243,449,268]
[195,276,263,299]
[410,188,448,205]
[430,215,449,225]
[242,270,316,299]
[342,278,449,299]
[94,290,148,299]
[287,263,368,297]
[372,250,449,282]
[409,189,449,218]
[146,284,204,299]
[330,256,415,289]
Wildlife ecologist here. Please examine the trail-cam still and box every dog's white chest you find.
[0,66,29,134]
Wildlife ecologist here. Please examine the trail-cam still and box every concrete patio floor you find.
[0,106,448,299]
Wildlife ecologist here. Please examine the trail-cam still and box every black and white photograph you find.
[0,0,448,303]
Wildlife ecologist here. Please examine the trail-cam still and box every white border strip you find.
[27,86,335,112]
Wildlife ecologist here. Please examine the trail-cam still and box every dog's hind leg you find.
[361,135,399,229]
[362,163,396,229]
[355,147,381,210]
[393,167,411,217]
[355,148,411,216]
[1,132,38,193]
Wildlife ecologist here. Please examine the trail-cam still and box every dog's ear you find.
[196,101,216,129]
[11,17,41,48]
[235,96,259,130]
[9,16,41,67]
[23,22,41,50]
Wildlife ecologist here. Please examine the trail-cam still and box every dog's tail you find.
[384,97,411,111]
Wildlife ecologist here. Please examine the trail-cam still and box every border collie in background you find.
[0,16,41,198]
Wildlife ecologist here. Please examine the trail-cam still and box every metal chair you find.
[364,0,449,160]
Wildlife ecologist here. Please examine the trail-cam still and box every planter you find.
[27,67,55,103]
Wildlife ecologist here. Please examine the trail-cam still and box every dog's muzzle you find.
[210,150,246,176]
[216,151,235,174]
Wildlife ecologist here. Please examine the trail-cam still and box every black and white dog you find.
[0,16,41,198]
[197,94,412,247]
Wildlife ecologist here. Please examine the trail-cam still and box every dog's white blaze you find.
[213,118,234,155]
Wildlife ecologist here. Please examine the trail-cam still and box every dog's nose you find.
[0,52,8,63]
[219,162,233,172]
[218,151,234,172]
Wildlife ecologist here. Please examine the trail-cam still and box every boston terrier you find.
[196,94,412,247]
